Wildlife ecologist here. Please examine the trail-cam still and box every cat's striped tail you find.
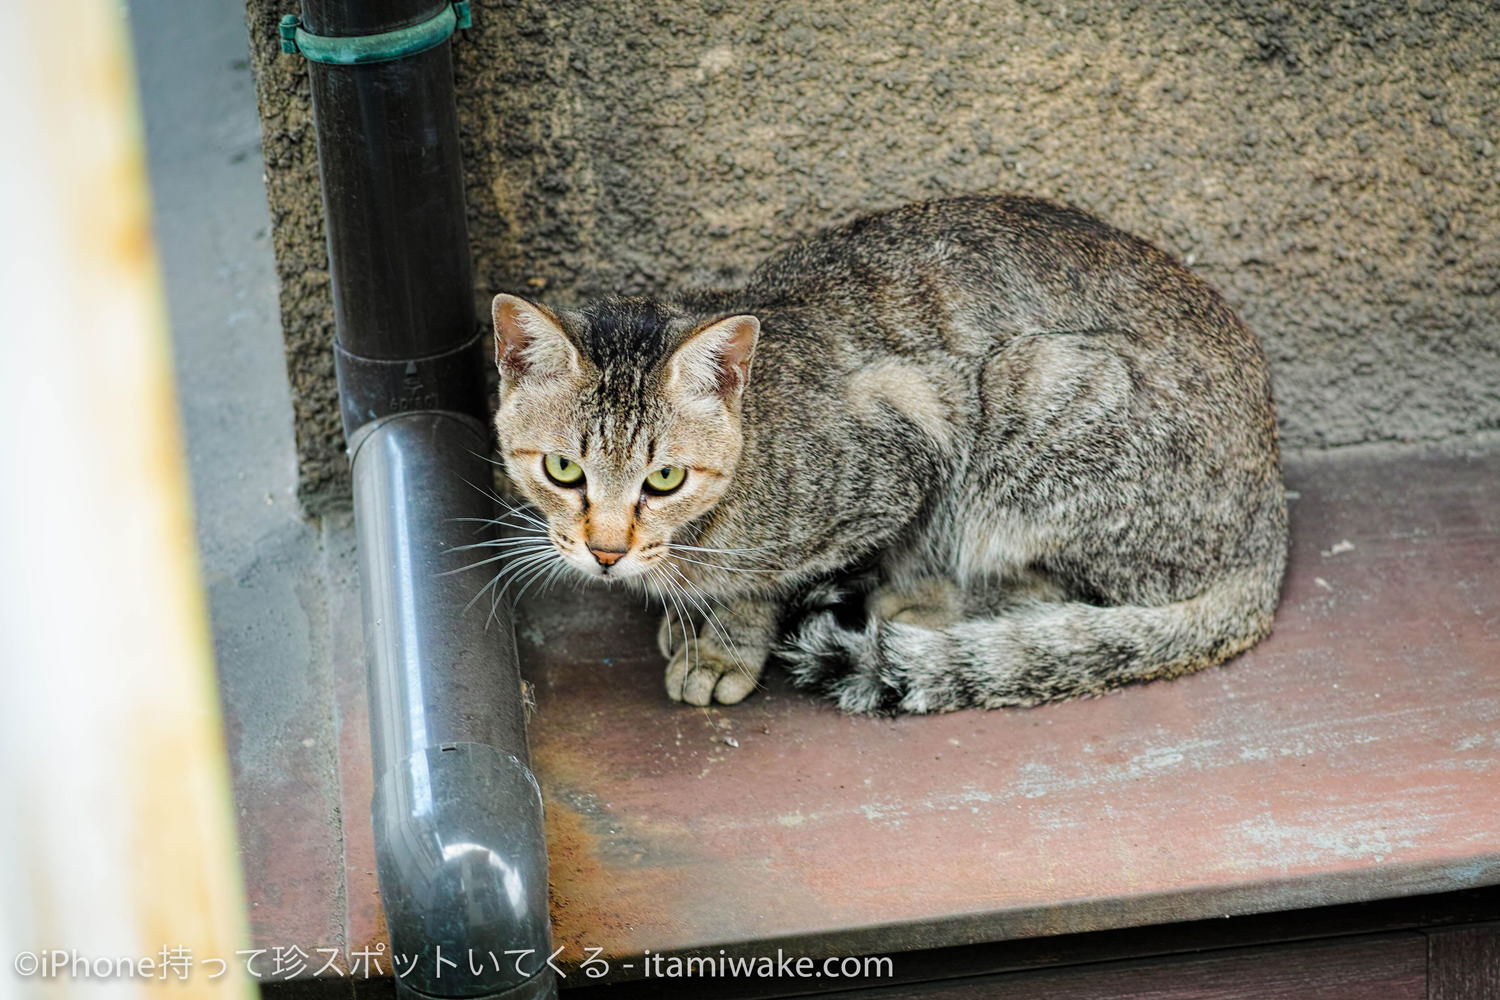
[776,569,1279,714]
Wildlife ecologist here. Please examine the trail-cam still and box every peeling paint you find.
[1230,814,1428,869]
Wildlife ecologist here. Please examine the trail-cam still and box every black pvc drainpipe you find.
[282,4,555,999]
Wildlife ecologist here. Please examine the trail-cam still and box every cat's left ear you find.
[666,315,760,403]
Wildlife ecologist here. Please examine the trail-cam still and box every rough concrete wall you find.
[246,0,1500,509]
[245,2,336,503]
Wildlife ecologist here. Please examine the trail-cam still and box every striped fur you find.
[492,195,1288,714]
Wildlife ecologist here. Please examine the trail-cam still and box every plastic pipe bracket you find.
[279,3,471,64]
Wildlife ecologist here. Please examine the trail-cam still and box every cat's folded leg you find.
[663,592,781,707]
[867,576,964,627]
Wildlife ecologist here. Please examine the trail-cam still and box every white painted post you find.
[0,2,255,996]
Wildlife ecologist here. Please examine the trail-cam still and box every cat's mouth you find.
[553,534,656,581]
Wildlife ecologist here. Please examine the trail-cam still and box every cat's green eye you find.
[544,453,584,486]
[644,466,686,494]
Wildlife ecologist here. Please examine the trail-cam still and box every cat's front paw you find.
[664,638,763,706]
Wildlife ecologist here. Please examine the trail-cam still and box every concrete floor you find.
[128,0,354,940]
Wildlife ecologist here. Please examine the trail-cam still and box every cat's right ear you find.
[491,294,581,384]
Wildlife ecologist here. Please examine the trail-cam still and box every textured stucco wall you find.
[245,0,1500,509]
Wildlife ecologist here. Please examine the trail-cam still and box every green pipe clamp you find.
[279,2,471,65]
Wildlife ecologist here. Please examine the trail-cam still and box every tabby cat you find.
[489,195,1287,714]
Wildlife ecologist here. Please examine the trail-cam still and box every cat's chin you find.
[560,556,650,584]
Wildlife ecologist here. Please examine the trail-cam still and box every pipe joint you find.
[279,3,471,64]
[334,332,487,440]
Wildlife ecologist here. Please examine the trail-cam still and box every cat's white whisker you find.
[456,513,550,532]
[471,549,558,615]
[667,543,784,572]
[465,572,503,618]
[649,566,698,699]
[451,498,544,522]
[661,561,729,625]
[464,448,511,469]
[464,548,550,620]
[450,510,552,540]
[675,579,704,691]
[439,544,553,578]
[456,480,555,529]
[659,566,748,687]
[667,541,779,556]
[451,494,544,516]
[667,551,782,575]
[487,560,554,626]
[457,475,513,508]
[546,558,575,595]
[497,550,560,593]
[446,535,551,554]
[511,558,562,608]
[663,563,757,685]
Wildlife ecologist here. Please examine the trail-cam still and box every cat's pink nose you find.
[590,547,627,567]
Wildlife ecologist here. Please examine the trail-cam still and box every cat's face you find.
[491,295,758,583]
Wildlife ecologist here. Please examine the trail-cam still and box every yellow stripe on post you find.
[0,2,255,997]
